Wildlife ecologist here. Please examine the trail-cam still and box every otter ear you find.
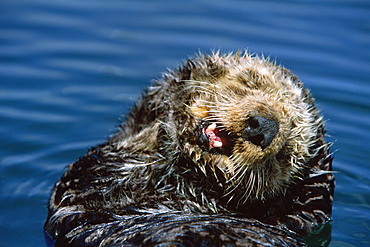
[117,123,160,152]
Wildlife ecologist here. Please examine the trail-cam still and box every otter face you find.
[179,53,320,203]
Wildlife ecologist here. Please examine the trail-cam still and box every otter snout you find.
[242,116,279,149]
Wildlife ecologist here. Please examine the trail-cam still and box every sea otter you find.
[44,51,334,246]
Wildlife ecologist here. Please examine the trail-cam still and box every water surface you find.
[1,0,369,246]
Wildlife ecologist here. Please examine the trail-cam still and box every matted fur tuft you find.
[45,51,334,246]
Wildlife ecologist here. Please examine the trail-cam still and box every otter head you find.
[176,52,321,203]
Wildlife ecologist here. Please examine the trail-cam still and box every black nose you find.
[242,116,279,149]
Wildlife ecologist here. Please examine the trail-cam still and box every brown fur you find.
[45,51,334,246]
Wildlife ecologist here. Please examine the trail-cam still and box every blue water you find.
[1,0,369,246]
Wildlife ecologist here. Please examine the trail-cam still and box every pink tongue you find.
[205,123,223,148]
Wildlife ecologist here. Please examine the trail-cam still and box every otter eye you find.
[242,116,279,149]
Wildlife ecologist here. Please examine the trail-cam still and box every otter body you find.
[45,52,334,246]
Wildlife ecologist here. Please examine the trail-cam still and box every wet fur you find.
[45,51,334,246]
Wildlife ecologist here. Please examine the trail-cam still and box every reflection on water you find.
[0,0,369,246]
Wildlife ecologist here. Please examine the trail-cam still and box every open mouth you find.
[196,120,233,156]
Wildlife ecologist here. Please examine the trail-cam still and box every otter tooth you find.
[207,123,217,131]
[212,140,223,148]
